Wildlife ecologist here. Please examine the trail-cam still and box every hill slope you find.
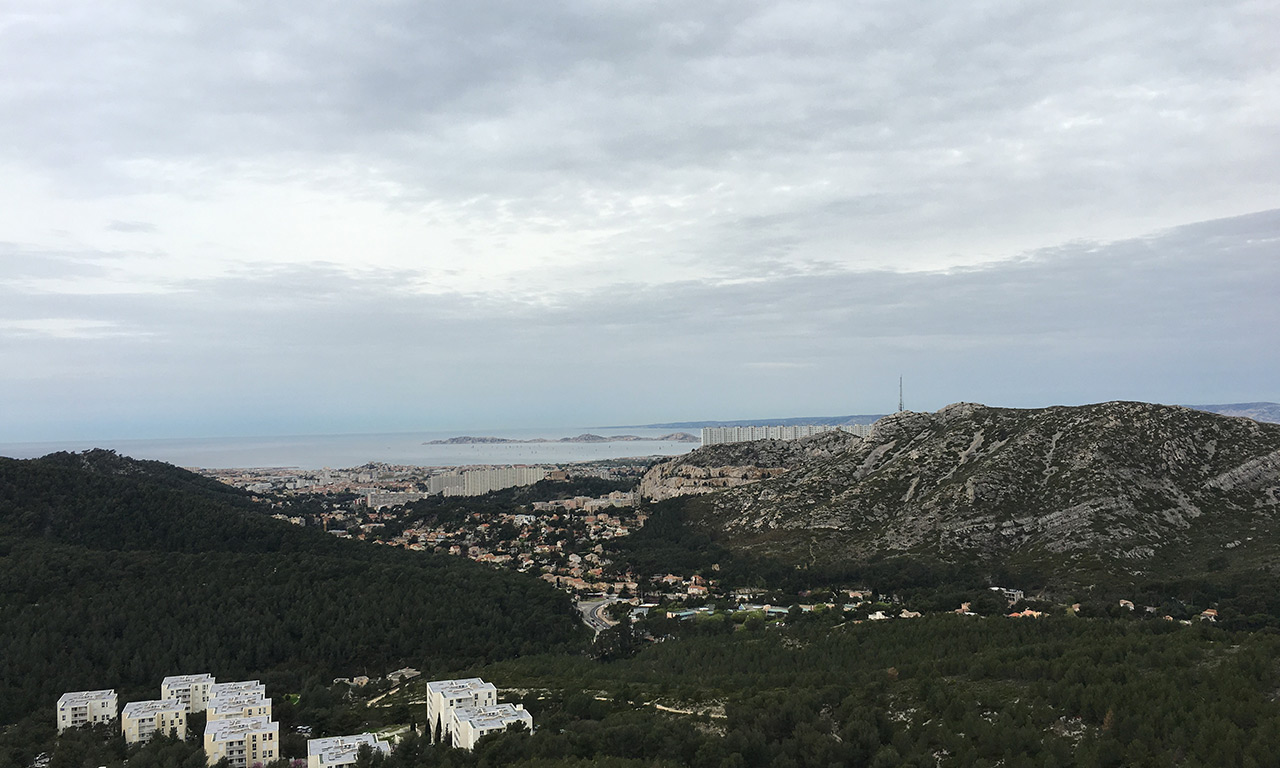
[645,402,1280,580]
[0,450,585,725]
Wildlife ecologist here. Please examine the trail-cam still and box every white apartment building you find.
[161,673,216,713]
[700,423,872,446]
[306,733,391,768]
[56,690,118,732]
[449,704,534,750]
[121,699,187,743]
[428,467,548,497]
[425,678,497,743]
[428,473,465,495]
[208,692,272,722]
[204,716,279,768]
[209,680,266,700]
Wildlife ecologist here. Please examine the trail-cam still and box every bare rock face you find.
[638,431,862,502]
[637,464,790,502]
[653,402,1280,574]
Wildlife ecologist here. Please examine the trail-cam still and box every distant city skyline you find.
[2,3,1276,443]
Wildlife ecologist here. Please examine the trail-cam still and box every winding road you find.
[577,597,621,635]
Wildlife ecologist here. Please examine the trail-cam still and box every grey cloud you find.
[106,220,157,233]
[3,1,1276,265]
[1,208,1275,440]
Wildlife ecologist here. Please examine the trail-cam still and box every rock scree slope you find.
[640,402,1280,576]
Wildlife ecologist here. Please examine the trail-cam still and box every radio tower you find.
[898,377,904,413]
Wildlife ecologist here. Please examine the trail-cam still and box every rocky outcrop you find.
[637,464,789,502]
[638,430,862,502]
[659,402,1280,574]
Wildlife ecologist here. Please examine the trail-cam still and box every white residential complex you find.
[205,716,279,768]
[121,699,187,743]
[306,733,391,768]
[208,692,272,722]
[56,690,118,732]
[700,423,872,446]
[428,466,548,497]
[58,675,286,767]
[210,680,267,699]
[450,704,534,750]
[425,678,531,750]
[425,678,497,744]
[161,673,215,713]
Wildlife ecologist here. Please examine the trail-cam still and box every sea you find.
[0,427,701,470]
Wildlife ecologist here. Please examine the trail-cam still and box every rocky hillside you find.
[644,402,1280,577]
[637,430,859,501]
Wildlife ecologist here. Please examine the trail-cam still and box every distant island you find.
[426,432,700,445]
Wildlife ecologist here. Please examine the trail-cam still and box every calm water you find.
[0,427,701,469]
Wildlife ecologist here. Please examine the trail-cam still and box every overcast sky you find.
[2,1,1278,442]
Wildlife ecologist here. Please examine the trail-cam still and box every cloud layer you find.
[0,2,1277,440]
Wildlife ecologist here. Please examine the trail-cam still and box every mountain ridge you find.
[641,401,1280,581]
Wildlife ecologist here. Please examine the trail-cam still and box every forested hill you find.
[1,449,318,554]
[0,450,586,726]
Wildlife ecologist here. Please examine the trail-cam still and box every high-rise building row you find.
[700,423,872,446]
[428,466,548,497]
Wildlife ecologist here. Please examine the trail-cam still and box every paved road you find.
[577,597,621,635]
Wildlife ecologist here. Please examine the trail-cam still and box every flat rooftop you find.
[58,690,116,705]
[123,700,185,717]
[452,703,527,725]
[162,674,214,686]
[210,692,268,706]
[205,716,277,741]
[210,681,265,696]
[308,733,387,756]
[426,678,494,694]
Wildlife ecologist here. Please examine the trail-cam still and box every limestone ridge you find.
[637,430,860,502]
[641,402,1280,574]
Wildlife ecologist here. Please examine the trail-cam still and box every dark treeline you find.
[613,498,1033,594]
[615,497,1280,627]
[0,451,587,730]
[460,615,1280,768]
[27,614,1280,767]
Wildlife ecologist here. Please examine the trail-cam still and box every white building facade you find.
[428,467,548,497]
[450,704,534,750]
[121,699,187,743]
[161,674,216,713]
[204,716,279,768]
[208,692,272,722]
[56,690,118,732]
[700,423,872,446]
[209,680,266,700]
[306,733,391,768]
[424,678,498,745]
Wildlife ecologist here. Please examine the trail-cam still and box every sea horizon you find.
[0,426,702,470]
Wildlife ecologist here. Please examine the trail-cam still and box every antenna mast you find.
[898,377,904,413]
